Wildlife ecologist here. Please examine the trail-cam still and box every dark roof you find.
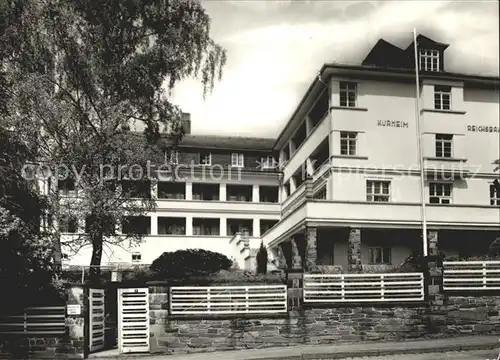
[404,34,450,52]
[178,135,274,151]
[362,34,450,69]
[362,39,412,68]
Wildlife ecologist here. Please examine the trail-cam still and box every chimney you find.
[181,112,191,135]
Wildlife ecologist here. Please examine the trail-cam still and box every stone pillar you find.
[287,237,303,310]
[66,285,85,359]
[347,228,362,273]
[425,230,444,305]
[290,237,302,270]
[428,230,439,256]
[270,246,287,270]
[304,227,318,272]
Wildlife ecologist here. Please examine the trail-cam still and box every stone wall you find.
[148,286,500,356]
[0,336,84,359]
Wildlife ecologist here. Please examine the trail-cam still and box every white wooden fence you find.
[443,260,500,291]
[0,306,66,335]
[170,285,287,315]
[303,273,425,303]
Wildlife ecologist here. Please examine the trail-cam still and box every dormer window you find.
[419,49,440,72]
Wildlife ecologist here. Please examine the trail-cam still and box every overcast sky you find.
[170,0,499,138]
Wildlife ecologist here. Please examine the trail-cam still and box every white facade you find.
[59,35,500,270]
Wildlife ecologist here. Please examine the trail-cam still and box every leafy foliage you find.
[0,127,62,310]
[489,238,500,257]
[123,268,286,286]
[149,249,232,279]
[0,0,226,275]
[256,241,268,275]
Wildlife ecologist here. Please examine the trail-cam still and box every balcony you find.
[263,199,500,247]
[423,157,470,179]
[283,112,329,181]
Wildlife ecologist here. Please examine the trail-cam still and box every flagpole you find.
[413,28,428,257]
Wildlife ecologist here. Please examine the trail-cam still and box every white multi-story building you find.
[61,34,500,271]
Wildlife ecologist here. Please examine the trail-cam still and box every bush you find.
[150,249,232,279]
[389,253,425,273]
[256,241,268,275]
[489,238,500,257]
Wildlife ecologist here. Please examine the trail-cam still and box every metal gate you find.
[89,288,105,353]
[118,288,150,354]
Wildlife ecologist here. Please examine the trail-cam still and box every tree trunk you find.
[52,234,62,271]
[89,234,103,283]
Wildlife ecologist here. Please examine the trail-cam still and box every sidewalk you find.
[90,335,500,360]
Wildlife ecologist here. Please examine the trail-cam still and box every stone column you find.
[270,246,287,270]
[428,230,439,256]
[290,236,302,270]
[425,230,444,305]
[347,228,362,273]
[304,227,318,272]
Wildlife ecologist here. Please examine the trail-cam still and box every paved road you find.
[332,349,499,360]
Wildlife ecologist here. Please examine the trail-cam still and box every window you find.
[434,85,451,110]
[312,186,327,200]
[419,49,439,72]
[435,134,453,158]
[369,247,391,264]
[165,149,179,164]
[366,181,390,202]
[261,156,276,169]
[429,182,452,204]
[339,82,357,107]
[231,153,244,168]
[131,252,142,263]
[199,152,211,166]
[490,182,500,206]
[340,132,357,156]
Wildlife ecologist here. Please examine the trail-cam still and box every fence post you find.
[66,284,86,359]
[286,269,303,310]
[423,255,444,306]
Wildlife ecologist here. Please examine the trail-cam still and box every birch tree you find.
[0,0,226,279]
